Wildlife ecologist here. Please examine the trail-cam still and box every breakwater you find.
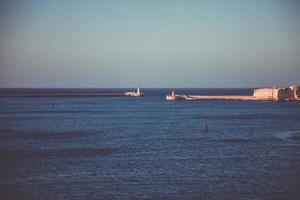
[166,85,300,101]
[187,95,254,101]
[166,94,254,101]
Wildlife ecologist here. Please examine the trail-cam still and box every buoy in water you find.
[203,120,208,132]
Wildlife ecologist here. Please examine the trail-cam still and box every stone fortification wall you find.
[253,86,300,101]
[296,89,300,100]
[290,85,300,100]
[253,88,277,100]
[277,88,294,100]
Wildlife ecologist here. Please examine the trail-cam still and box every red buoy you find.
[203,120,208,132]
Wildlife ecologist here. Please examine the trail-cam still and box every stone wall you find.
[290,85,300,100]
[277,88,294,100]
[296,89,300,100]
[253,85,300,101]
[253,88,277,100]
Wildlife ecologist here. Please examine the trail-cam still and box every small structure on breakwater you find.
[166,85,300,101]
[124,86,144,97]
[165,90,185,100]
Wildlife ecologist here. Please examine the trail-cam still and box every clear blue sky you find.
[0,0,299,88]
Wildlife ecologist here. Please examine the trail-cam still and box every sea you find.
[0,88,300,200]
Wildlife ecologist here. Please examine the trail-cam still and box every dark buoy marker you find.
[203,120,208,132]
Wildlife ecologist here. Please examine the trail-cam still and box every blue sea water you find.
[0,88,300,200]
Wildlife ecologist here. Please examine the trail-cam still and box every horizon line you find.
[0,86,285,89]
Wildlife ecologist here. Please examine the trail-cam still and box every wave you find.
[0,147,127,160]
[0,130,93,141]
[273,130,300,141]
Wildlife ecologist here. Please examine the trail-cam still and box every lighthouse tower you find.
[124,85,144,97]
[171,90,175,96]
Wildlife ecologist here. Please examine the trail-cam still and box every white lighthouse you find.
[124,86,144,97]
[166,90,177,100]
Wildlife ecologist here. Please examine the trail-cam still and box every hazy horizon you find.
[0,86,297,89]
[1,0,300,88]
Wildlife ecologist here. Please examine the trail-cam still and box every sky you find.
[0,0,300,88]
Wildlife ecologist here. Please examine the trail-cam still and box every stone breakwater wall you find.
[187,95,254,101]
[166,85,300,101]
